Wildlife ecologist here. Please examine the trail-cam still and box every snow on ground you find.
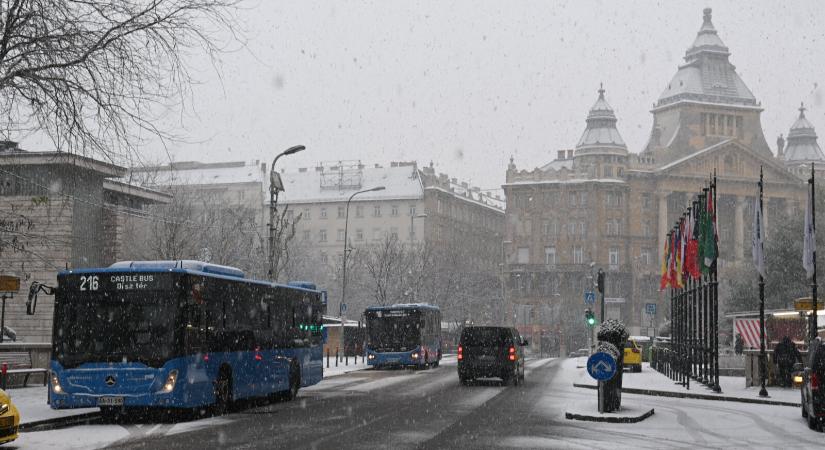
[7,386,97,425]
[540,358,824,449]
[573,359,801,404]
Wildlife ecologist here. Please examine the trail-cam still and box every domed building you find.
[503,8,807,344]
[779,103,825,178]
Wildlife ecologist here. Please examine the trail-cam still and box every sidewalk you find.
[570,358,800,405]
[6,386,98,428]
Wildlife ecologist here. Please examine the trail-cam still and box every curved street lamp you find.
[340,186,385,319]
[268,145,305,280]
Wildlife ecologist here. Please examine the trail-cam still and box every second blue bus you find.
[364,304,442,369]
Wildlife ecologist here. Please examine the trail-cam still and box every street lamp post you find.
[341,186,386,319]
[500,240,512,326]
[268,145,305,280]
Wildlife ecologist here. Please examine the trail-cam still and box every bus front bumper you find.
[367,348,423,367]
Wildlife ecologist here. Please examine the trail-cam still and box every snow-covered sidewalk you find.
[6,386,97,427]
[570,358,801,405]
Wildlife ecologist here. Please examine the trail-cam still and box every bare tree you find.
[0,0,238,161]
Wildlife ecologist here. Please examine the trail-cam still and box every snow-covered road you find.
[13,356,825,449]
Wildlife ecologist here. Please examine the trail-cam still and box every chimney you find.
[299,167,308,173]
[315,166,323,172]
[557,150,566,160]
[567,149,574,159]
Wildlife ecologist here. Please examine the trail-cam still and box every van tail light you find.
[509,346,516,361]
[457,346,463,361]
[812,372,821,391]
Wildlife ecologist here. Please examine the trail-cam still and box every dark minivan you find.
[457,326,527,385]
[802,337,825,430]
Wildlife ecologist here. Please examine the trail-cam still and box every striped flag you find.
[803,179,816,280]
[752,197,766,278]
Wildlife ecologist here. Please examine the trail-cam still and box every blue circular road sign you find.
[586,352,618,381]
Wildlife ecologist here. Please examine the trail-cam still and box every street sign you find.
[586,352,617,381]
[584,291,595,305]
[0,276,20,293]
[604,297,625,304]
[794,297,825,311]
[645,303,657,315]
[340,303,348,314]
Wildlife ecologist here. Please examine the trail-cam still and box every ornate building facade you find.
[503,8,821,346]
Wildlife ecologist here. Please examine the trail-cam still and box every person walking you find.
[773,336,801,387]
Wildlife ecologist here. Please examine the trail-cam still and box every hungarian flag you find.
[669,231,678,288]
[701,186,718,274]
[675,219,685,288]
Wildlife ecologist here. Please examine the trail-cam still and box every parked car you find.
[801,337,825,431]
[624,339,643,372]
[0,388,20,445]
[458,326,527,385]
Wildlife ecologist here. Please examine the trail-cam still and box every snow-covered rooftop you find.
[127,161,266,187]
[279,164,424,205]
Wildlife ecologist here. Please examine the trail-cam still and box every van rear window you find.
[461,327,509,346]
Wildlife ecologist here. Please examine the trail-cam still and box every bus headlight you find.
[368,354,375,360]
[411,352,420,360]
[0,403,8,415]
[51,374,63,394]
[162,370,179,393]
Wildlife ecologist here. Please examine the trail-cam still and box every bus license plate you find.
[98,396,124,406]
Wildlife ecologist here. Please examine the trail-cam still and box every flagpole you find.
[812,162,818,342]
[711,171,721,393]
[758,166,769,398]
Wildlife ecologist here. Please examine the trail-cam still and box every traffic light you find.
[596,269,605,294]
[585,309,597,327]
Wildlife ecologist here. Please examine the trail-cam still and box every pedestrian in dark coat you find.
[774,336,801,387]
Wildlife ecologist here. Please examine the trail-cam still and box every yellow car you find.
[0,389,19,445]
[624,340,643,372]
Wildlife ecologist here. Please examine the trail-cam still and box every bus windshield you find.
[54,291,179,368]
[366,310,422,351]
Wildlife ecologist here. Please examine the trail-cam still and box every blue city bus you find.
[47,260,326,416]
[364,304,442,368]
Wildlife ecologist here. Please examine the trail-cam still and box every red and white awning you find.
[735,319,764,349]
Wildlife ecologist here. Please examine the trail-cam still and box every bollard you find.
[345,354,349,366]
[326,348,330,368]
[1,362,6,390]
[335,347,339,367]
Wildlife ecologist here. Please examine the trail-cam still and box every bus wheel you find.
[284,364,301,401]
[213,366,233,416]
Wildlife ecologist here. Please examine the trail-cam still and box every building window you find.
[303,208,311,220]
[390,227,398,240]
[391,205,399,217]
[409,205,416,216]
[641,248,651,266]
[642,220,651,238]
[356,229,364,241]
[604,166,613,177]
[543,220,557,236]
[320,252,328,264]
[302,230,310,241]
[641,193,651,211]
[320,208,327,219]
[580,222,587,238]
[337,206,345,219]
[569,192,577,207]
[580,192,588,207]
[517,247,530,264]
[319,229,327,242]
[609,247,619,265]
[373,205,381,217]
[373,228,382,240]
[337,229,345,241]
[573,246,583,264]
[545,246,556,266]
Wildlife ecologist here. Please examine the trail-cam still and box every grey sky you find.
[106,1,825,188]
